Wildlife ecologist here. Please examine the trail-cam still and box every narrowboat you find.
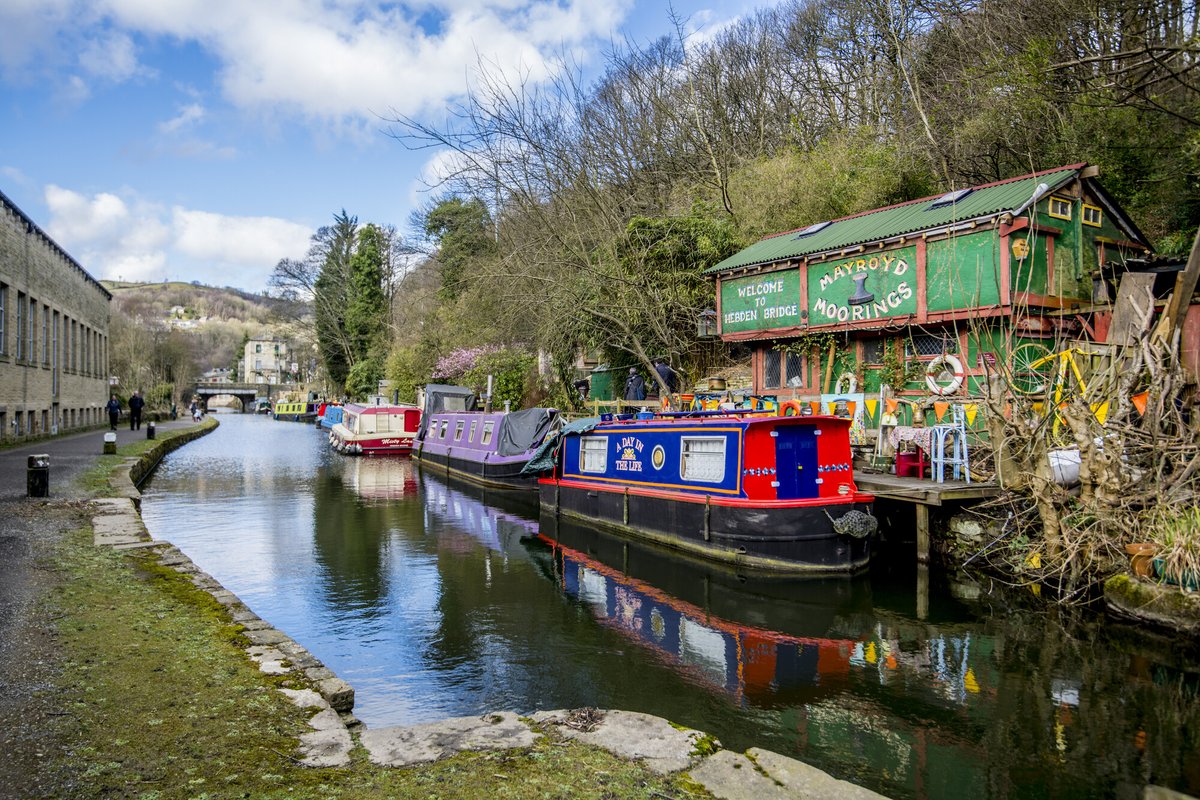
[328,403,422,455]
[318,402,344,430]
[273,400,317,422]
[414,384,561,490]
[536,411,876,573]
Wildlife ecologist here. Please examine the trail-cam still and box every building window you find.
[454,420,465,441]
[763,345,804,390]
[906,331,959,358]
[27,297,36,362]
[862,338,887,365]
[255,344,262,353]
[0,283,6,354]
[15,292,25,360]
[580,436,608,473]
[681,437,726,483]
[469,420,478,442]
[42,305,49,364]
[481,421,495,445]
[1082,204,1102,227]
[1048,196,1072,221]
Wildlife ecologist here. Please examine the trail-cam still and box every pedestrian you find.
[105,394,121,431]
[189,400,199,422]
[623,367,646,402]
[653,358,678,394]
[128,390,145,431]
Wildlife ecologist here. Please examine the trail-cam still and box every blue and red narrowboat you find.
[414,384,561,490]
[318,402,344,430]
[537,411,876,573]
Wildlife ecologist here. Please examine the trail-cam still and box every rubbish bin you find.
[27,454,49,498]
[103,432,117,455]
[146,421,156,440]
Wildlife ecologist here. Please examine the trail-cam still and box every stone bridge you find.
[190,382,302,412]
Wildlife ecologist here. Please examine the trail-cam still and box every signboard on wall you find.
[807,246,918,324]
[719,270,802,334]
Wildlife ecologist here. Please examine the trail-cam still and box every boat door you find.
[773,425,819,499]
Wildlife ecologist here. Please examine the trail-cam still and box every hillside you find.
[103,280,300,328]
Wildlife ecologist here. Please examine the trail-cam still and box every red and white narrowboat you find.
[329,403,422,456]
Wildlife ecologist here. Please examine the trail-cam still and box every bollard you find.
[146,421,156,440]
[103,431,117,455]
[27,454,50,498]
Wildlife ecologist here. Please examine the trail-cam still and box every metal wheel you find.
[1009,342,1053,396]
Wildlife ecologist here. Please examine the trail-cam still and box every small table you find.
[888,425,935,455]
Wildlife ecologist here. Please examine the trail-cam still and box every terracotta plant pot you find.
[1125,542,1158,577]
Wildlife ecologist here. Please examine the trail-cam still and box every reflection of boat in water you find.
[537,514,873,702]
[341,455,418,501]
[420,470,540,552]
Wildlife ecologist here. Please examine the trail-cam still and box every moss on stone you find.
[1104,573,1200,635]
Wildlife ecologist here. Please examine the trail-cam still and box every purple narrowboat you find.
[413,384,561,490]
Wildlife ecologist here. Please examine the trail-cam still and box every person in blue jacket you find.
[623,368,646,401]
[105,394,121,431]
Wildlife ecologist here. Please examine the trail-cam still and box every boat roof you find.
[345,403,419,414]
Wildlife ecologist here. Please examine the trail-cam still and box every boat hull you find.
[539,477,871,573]
[415,444,538,490]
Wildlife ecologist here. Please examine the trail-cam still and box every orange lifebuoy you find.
[780,399,805,417]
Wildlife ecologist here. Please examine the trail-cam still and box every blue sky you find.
[0,0,758,292]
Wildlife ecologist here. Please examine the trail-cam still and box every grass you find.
[35,434,711,799]
[77,418,218,497]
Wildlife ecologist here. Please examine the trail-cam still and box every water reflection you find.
[137,414,1200,800]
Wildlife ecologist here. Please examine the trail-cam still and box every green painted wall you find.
[720,270,802,334]
[926,233,1002,310]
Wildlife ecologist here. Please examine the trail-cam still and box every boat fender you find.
[779,399,805,417]
[825,508,878,539]
[925,354,964,396]
[834,372,857,395]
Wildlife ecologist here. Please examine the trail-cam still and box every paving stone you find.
[298,727,354,768]
[91,498,136,515]
[542,709,707,774]
[110,540,164,550]
[238,618,271,631]
[317,677,355,712]
[360,712,539,767]
[246,646,290,675]
[307,708,343,732]
[243,628,290,646]
[279,688,328,710]
[229,608,260,623]
[304,667,335,682]
[689,749,888,800]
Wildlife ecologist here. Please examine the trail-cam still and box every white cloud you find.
[78,30,140,82]
[158,102,205,134]
[43,184,311,287]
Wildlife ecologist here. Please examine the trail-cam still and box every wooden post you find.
[916,563,929,620]
[916,503,930,563]
[823,341,836,394]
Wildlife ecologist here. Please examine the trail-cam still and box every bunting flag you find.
[865,398,879,420]
[845,401,857,419]
[1092,401,1110,425]
[933,401,950,422]
[810,401,822,415]
[1131,392,1148,417]
[964,403,979,426]
[885,398,899,414]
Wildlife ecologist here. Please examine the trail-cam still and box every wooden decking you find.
[855,472,999,506]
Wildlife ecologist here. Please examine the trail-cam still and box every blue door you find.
[774,427,819,499]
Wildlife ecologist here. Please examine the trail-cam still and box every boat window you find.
[454,420,465,441]
[681,437,726,483]
[469,420,478,442]
[481,421,495,445]
[580,436,608,473]
[377,412,390,432]
[439,419,449,439]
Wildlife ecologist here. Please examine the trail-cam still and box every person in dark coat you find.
[653,359,678,394]
[106,395,121,431]
[624,368,646,401]
[128,390,145,431]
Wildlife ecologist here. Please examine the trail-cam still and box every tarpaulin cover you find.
[419,384,477,439]
[520,416,601,476]
[497,408,561,456]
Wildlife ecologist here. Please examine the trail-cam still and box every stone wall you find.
[0,189,111,440]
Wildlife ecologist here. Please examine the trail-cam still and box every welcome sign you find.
[719,270,802,333]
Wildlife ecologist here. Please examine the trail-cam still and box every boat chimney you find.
[504,400,510,413]
[484,374,493,413]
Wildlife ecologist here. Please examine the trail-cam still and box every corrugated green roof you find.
[706,165,1083,275]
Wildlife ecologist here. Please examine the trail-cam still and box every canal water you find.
[139,413,1200,799]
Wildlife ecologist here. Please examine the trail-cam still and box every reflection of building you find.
[243,337,288,384]
[0,189,111,440]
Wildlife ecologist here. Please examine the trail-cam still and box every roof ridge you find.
[760,163,1086,243]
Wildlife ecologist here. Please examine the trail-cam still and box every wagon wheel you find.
[1008,342,1053,396]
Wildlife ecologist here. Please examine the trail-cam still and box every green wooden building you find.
[706,164,1152,410]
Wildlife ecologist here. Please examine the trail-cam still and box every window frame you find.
[580,436,608,474]
[1082,203,1102,227]
[1048,196,1072,221]
[481,421,495,445]
[454,420,465,441]
[469,420,478,442]
[438,419,449,439]
[680,436,727,484]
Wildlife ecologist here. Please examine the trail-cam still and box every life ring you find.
[926,354,965,395]
[780,399,805,417]
[833,372,857,395]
